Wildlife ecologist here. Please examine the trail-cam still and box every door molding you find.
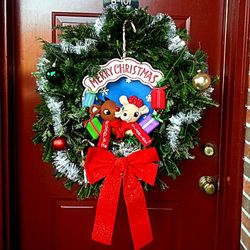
[0,0,18,250]
[217,0,250,249]
[0,2,6,249]
[0,1,249,249]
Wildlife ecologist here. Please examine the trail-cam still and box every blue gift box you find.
[82,91,96,108]
[139,115,160,134]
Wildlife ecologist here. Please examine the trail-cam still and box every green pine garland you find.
[33,6,217,199]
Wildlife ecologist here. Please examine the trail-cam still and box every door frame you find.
[0,1,18,250]
[217,0,250,249]
[0,0,249,249]
[0,1,5,249]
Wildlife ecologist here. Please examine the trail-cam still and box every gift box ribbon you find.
[84,147,159,249]
[83,117,101,136]
[141,117,156,129]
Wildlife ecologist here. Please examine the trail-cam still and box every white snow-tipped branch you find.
[60,39,97,55]
[166,110,202,151]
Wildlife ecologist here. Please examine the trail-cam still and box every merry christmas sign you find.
[82,57,164,92]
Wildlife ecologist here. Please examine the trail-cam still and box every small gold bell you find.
[192,72,211,90]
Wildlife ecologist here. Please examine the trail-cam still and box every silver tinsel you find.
[202,86,214,98]
[94,15,106,36]
[46,96,64,135]
[53,151,83,184]
[168,18,177,38]
[36,56,50,92]
[150,13,186,53]
[183,51,194,60]
[166,110,202,151]
[168,35,186,53]
[35,56,84,184]
[37,56,50,71]
[111,141,141,157]
[60,39,96,55]
[150,13,165,26]
[36,76,49,92]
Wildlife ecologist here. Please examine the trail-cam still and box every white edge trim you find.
[242,207,250,220]
[244,174,250,183]
[243,190,250,201]
[241,224,250,237]
[244,157,250,164]
[240,240,248,250]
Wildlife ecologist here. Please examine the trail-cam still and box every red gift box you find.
[151,87,167,110]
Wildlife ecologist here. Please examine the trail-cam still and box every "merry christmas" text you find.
[82,57,163,92]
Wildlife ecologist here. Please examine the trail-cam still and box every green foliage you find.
[33,6,217,199]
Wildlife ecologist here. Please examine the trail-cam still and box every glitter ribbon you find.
[127,122,152,146]
[97,120,111,149]
[84,147,159,250]
[98,120,152,149]
[97,120,123,148]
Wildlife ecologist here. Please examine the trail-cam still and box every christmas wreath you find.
[33,5,217,248]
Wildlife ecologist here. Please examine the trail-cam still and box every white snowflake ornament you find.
[125,78,132,83]
[100,87,109,96]
[146,94,152,102]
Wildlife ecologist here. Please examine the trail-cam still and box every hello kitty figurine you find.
[115,95,149,125]
[114,95,152,146]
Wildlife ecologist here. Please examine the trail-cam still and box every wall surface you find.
[241,65,250,250]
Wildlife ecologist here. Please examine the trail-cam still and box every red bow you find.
[84,147,159,249]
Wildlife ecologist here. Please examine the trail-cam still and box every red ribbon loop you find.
[84,147,159,250]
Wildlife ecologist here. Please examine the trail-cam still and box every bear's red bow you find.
[84,147,159,250]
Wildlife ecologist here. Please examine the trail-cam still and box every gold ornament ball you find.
[192,73,211,90]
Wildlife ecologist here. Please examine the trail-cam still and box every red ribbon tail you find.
[123,169,153,250]
[92,170,122,245]
[98,120,111,149]
[130,123,152,147]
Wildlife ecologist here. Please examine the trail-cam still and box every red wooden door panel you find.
[15,0,226,250]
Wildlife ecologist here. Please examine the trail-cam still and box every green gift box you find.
[85,117,102,140]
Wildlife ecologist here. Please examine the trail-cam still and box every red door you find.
[7,0,247,250]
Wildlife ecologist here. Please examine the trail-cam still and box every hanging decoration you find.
[192,71,212,90]
[52,137,67,150]
[32,5,218,249]
[45,65,64,84]
[151,86,167,110]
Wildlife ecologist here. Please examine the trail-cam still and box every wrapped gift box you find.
[85,117,102,139]
[139,115,160,134]
[151,87,166,110]
[82,91,96,108]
